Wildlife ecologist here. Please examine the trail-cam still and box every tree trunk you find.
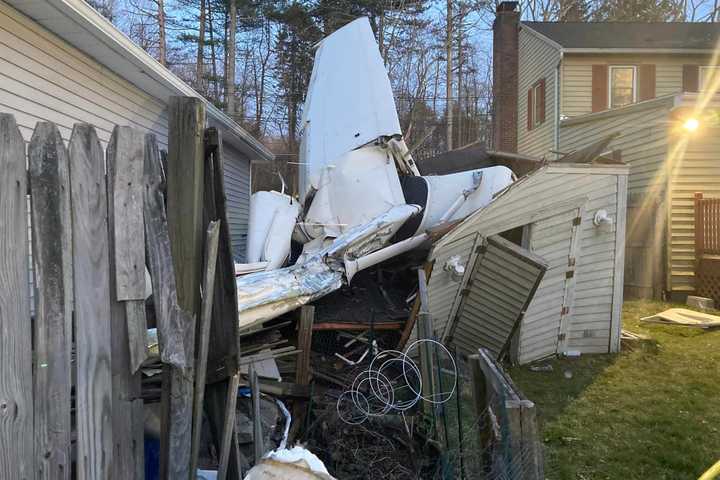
[157,0,166,66]
[208,1,219,101]
[456,12,463,148]
[445,0,453,151]
[196,0,206,93]
[226,0,237,115]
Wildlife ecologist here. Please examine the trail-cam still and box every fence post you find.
[0,113,34,478]
[695,192,704,265]
[163,96,206,480]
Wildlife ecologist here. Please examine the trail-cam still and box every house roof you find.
[524,21,720,51]
[6,0,273,161]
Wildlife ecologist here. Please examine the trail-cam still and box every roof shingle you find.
[523,21,720,50]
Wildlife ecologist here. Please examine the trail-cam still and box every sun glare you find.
[683,117,700,132]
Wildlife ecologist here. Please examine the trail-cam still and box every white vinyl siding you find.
[0,1,169,147]
[224,144,252,262]
[431,164,627,363]
[518,27,560,158]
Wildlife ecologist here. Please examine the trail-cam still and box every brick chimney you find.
[492,1,519,153]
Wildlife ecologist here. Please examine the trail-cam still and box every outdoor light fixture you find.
[683,117,700,132]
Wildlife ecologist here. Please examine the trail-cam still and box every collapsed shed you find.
[424,161,629,364]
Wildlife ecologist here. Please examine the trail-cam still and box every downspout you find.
[554,49,564,159]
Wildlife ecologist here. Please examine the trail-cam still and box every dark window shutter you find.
[591,64,608,112]
[683,64,699,92]
[527,88,533,131]
[538,78,546,123]
[639,64,656,101]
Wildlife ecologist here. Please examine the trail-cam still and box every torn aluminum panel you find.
[298,17,404,198]
[237,204,421,330]
[444,235,547,359]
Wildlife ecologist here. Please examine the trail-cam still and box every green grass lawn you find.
[509,299,720,480]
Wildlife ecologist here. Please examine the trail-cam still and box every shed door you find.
[518,207,583,364]
[223,144,251,262]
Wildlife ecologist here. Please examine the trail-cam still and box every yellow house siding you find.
[668,128,720,292]
[562,54,713,118]
[518,27,560,158]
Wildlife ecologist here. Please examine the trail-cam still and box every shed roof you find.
[524,21,720,51]
[6,0,273,161]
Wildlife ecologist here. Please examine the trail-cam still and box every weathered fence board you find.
[108,126,148,373]
[164,96,206,479]
[107,126,144,479]
[29,122,72,480]
[190,220,221,476]
[109,126,146,300]
[144,134,187,369]
[69,124,114,480]
[0,113,34,479]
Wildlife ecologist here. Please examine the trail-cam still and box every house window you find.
[609,66,636,108]
[699,66,720,92]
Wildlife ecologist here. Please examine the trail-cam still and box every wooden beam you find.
[165,96,206,480]
[290,306,315,441]
[29,122,72,480]
[69,123,114,479]
[190,221,221,476]
[107,126,146,479]
[144,134,188,369]
[203,128,240,376]
[251,364,264,463]
[313,322,403,331]
[0,114,33,478]
[217,373,240,480]
[107,126,148,374]
[397,262,433,350]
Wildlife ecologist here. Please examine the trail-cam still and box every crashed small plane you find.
[237,17,514,330]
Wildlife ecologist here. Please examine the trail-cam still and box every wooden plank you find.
[107,126,148,373]
[29,121,72,480]
[251,364,264,463]
[217,373,241,480]
[290,306,315,441]
[143,134,187,368]
[0,114,33,479]
[165,97,206,480]
[108,126,146,300]
[107,127,144,480]
[69,123,113,480]
[295,306,315,385]
[190,221,221,476]
[397,262,433,350]
[204,128,240,375]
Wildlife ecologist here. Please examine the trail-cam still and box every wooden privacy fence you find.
[0,97,240,479]
[695,192,720,303]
